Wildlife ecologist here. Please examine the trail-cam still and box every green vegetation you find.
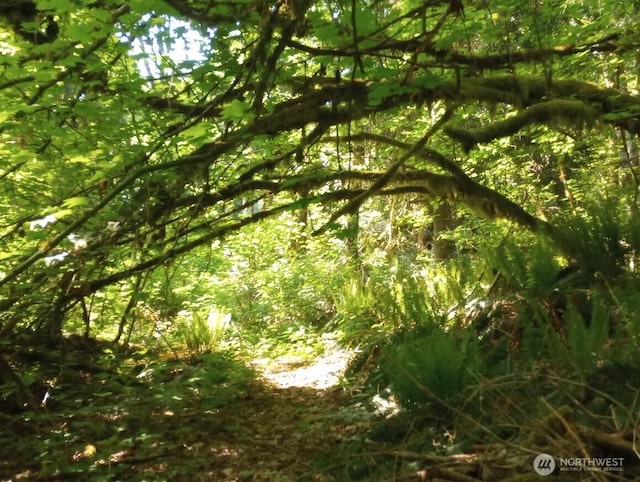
[2,0,640,480]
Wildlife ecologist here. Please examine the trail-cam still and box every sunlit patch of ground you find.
[254,347,353,389]
[177,345,375,481]
[195,349,370,481]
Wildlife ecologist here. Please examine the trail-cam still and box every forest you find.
[1,0,640,480]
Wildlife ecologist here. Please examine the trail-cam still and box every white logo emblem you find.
[533,453,556,476]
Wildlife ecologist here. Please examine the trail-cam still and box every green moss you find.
[446,100,598,151]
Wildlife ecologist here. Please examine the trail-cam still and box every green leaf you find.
[67,23,101,43]
[181,123,211,140]
[38,0,74,12]
[51,208,74,219]
[369,66,398,81]
[89,8,113,23]
[62,197,90,209]
[368,83,413,107]
[0,251,19,261]
[311,22,342,41]
[221,100,253,122]
[285,198,313,211]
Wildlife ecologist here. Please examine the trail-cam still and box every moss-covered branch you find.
[237,164,545,232]
[445,100,599,152]
[144,74,640,172]
[285,31,628,70]
[343,132,468,178]
[456,76,640,134]
[423,33,623,69]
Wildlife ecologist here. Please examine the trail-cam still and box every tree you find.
[1,0,639,345]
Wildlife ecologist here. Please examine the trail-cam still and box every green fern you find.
[565,298,610,379]
[382,328,482,411]
[173,307,231,356]
[550,199,635,278]
[491,238,561,297]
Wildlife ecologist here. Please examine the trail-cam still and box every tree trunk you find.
[432,200,457,261]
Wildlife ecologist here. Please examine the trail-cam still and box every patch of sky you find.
[119,14,212,79]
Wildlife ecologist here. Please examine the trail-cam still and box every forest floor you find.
[0,342,376,482]
[3,338,640,481]
[196,349,368,481]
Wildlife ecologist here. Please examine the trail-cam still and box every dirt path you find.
[184,349,364,481]
[254,348,353,389]
[0,348,365,482]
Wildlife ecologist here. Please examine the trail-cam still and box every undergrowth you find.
[3,202,640,481]
[326,201,640,480]
[0,344,257,480]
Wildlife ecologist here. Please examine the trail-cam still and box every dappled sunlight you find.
[0,339,373,481]
[3,0,640,479]
[255,347,353,389]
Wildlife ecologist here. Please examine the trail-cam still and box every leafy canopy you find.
[0,0,639,335]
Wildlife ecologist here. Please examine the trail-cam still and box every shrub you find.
[173,306,232,357]
[382,328,482,412]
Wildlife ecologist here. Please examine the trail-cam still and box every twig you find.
[364,441,483,465]
[539,396,589,458]
[428,466,481,482]
[539,397,608,482]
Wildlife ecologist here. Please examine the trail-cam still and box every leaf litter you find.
[0,342,371,481]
